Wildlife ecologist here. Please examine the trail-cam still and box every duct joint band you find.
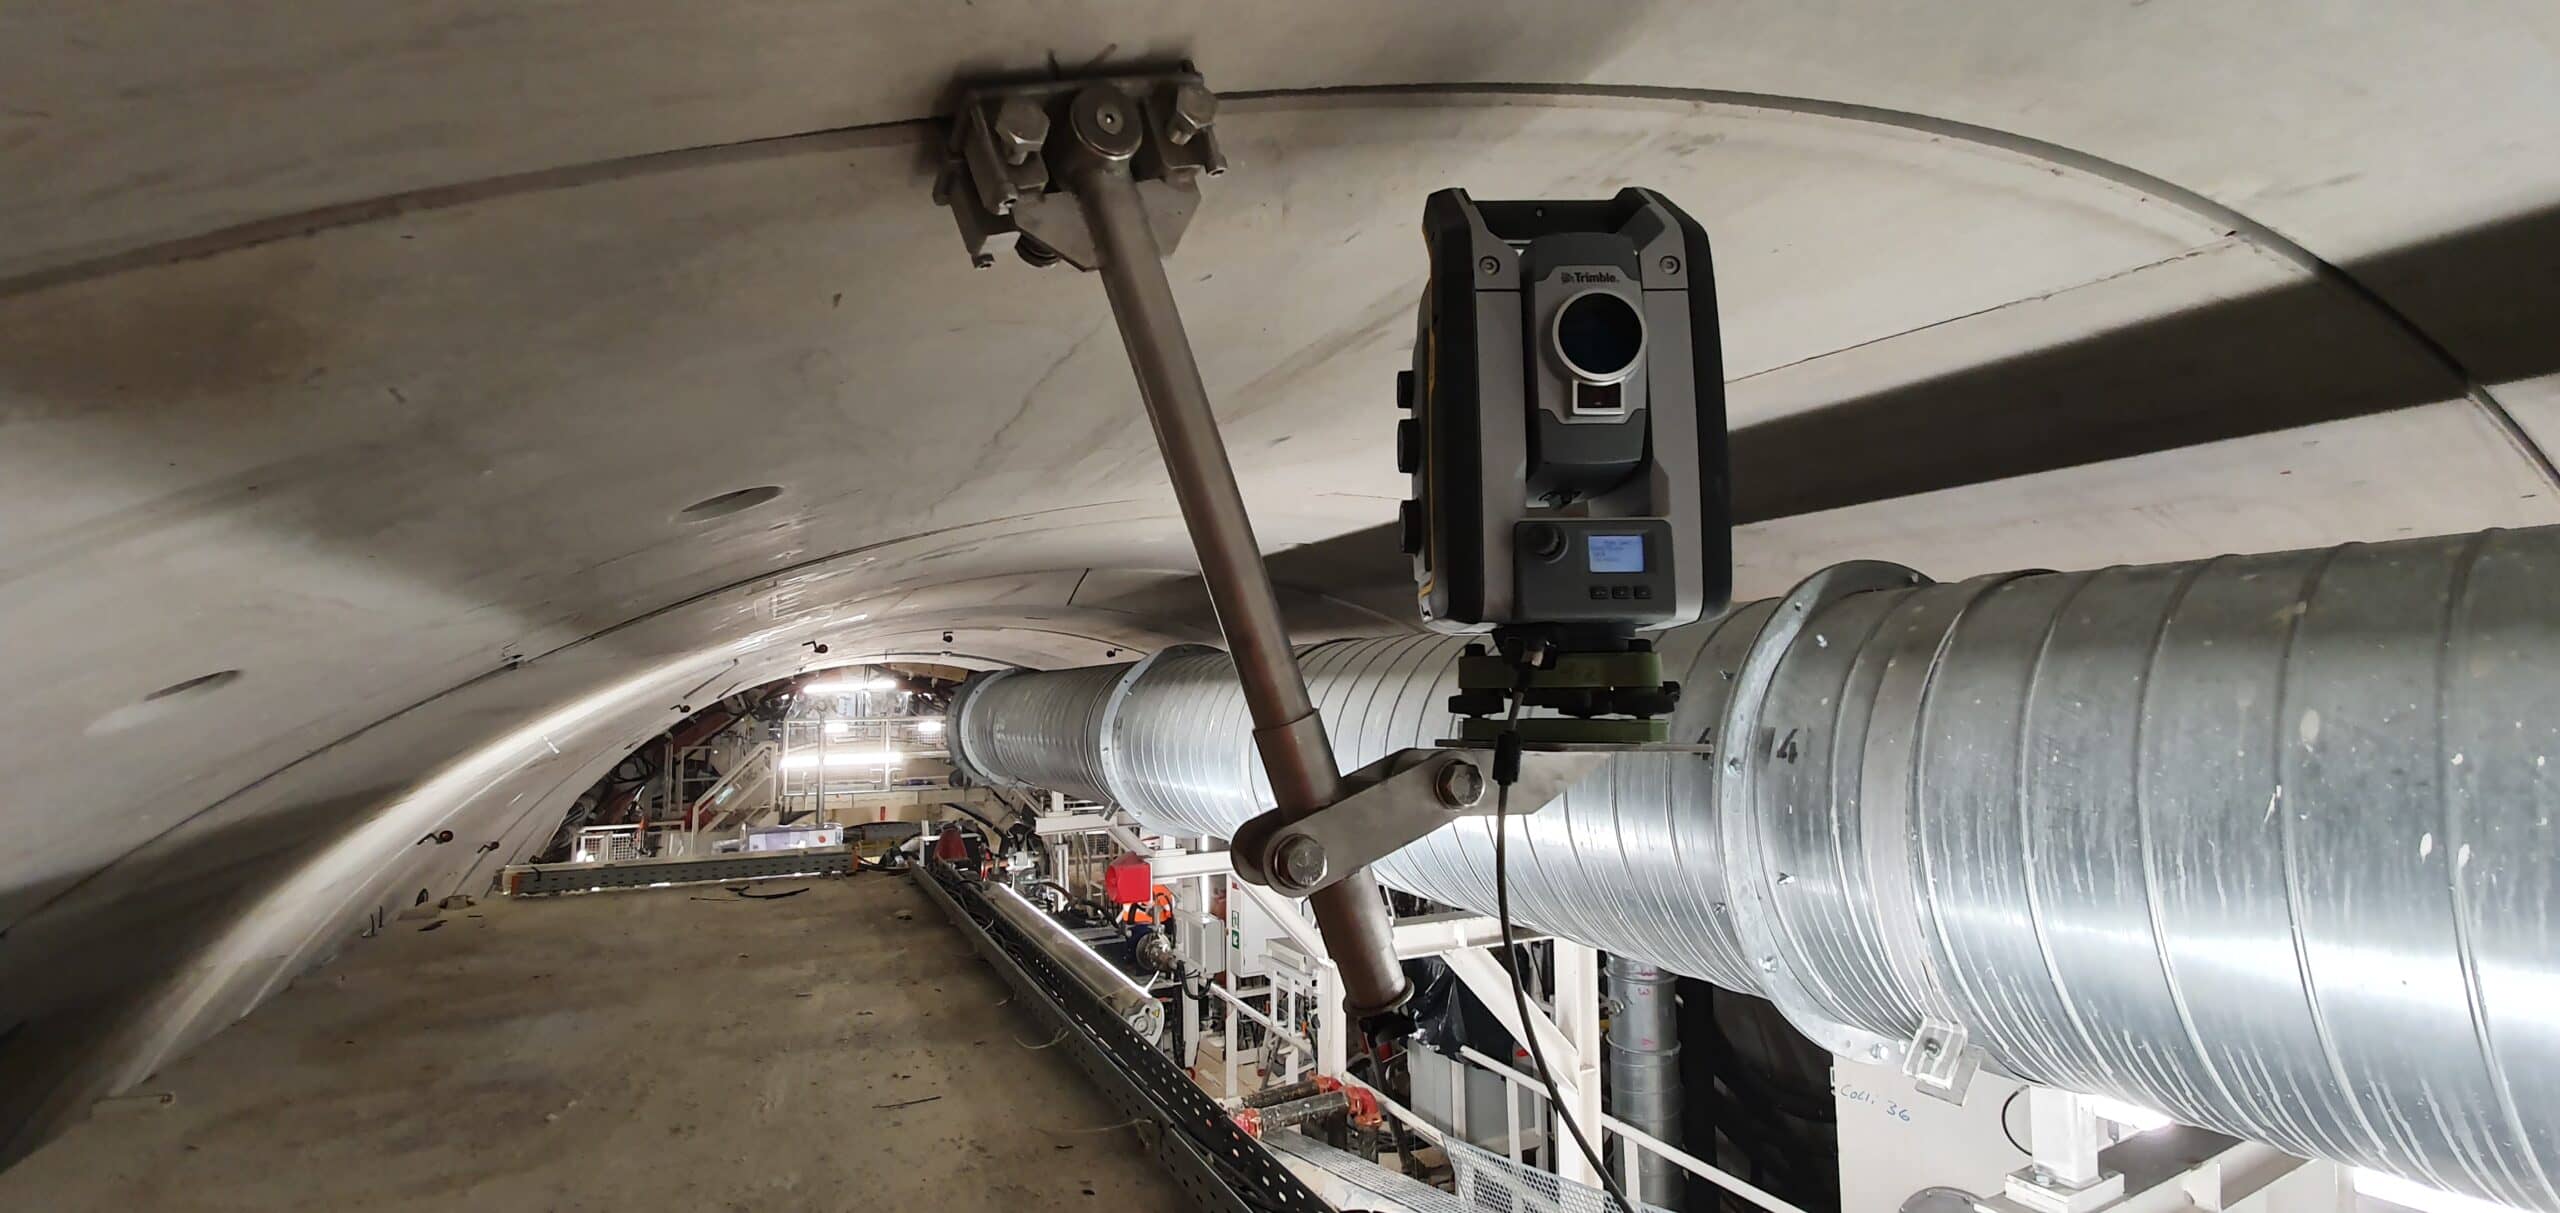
[1866,578,2039,1044]
[1717,559,1927,1068]
[1096,643,1214,811]
[946,665,1025,788]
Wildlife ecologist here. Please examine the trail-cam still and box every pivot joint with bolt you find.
[1234,746,1601,897]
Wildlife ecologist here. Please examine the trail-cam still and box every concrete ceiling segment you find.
[0,95,2247,930]
[2504,375,2560,466]
[1723,237,2487,520]
[1733,400,2560,601]
[7,0,2560,282]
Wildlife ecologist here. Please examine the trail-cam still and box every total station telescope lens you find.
[1555,291,1645,383]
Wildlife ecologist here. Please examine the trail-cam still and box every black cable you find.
[1493,685,1638,1213]
[2000,1087,2029,1155]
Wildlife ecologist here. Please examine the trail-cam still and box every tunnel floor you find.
[0,872,1191,1212]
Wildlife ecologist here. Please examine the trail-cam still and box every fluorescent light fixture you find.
[2354,1170,2529,1213]
[782,751,903,769]
[802,676,899,695]
[916,719,945,735]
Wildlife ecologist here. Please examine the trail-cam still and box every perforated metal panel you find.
[1443,1137,1673,1213]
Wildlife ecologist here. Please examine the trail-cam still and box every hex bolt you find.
[1478,255,1502,276]
[991,97,1050,166]
[1165,83,1218,146]
[1435,759,1486,808]
[1275,834,1329,888]
[1659,254,1682,275]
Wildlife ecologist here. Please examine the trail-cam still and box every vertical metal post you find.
[1224,871,1241,1099]
[764,740,782,828]
[1057,85,1406,1013]
[1281,987,1299,1083]
[1508,1079,1524,1164]
[1181,966,1201,1070]
[1552,941,1605,1187]
[1316,960,1347,1079]
[1450,1057,1468,1143]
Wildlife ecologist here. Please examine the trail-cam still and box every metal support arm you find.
[937,70,1408,1013]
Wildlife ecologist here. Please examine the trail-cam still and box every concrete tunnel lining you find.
[2,8,2558,1197]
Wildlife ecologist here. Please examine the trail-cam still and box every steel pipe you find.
[1608,954,1684,1208]
[1062,87,1404,1013]
[979,879,1166,1042]
[945,666,1119,792]
[948,525,2560,1208]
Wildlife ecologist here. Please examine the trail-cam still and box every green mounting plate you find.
[1456,650,1667,692]
[1457,716,1670,746]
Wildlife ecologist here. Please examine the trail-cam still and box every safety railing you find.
[1199,975,1317,1095]
[776,714,949,809]
[1108,849,1808,1213]
[1453,1044,1808,1213]
[1195,976,1804,1213]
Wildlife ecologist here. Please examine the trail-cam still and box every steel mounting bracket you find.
[934,69,1226,270]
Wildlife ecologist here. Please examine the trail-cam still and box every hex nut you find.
[1435,759,1486,808]
[1275,834,1329,887]
[991,97,1050,166]
[1166,83,1218,145]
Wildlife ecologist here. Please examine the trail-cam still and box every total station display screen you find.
[1587,533,1646,574]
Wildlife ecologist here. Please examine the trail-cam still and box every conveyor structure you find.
[912,858,1330,1213]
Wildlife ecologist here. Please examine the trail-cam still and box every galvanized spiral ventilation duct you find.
[947,526,2560,1209]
